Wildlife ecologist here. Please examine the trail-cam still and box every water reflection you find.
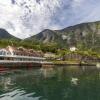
[0,66,100,100]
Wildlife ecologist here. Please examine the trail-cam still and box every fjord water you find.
[0,66,100,100]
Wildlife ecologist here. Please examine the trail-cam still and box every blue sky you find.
[0,0,100,38]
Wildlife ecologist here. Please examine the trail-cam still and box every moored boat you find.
[0,46,46,69]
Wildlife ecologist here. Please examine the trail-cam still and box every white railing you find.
[0,55,45,60]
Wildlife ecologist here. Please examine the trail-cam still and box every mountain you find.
[30,29,64,43]
[26,21,100,51]
[0,28,19,40]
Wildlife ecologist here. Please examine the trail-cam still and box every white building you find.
[70,47,77,52]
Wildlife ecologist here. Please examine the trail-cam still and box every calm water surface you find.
[0,66,100,100]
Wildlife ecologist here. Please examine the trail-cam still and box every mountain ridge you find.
[26,21,100,50]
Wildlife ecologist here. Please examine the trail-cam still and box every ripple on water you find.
[0,88,40,100]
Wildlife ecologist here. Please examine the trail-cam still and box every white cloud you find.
[0,0,62,38]
[0,0,100,39]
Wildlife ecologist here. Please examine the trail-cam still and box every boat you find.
[0,46,47,69]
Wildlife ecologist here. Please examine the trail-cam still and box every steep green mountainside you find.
[26,21,100,52]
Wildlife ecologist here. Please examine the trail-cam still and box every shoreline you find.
[0,60,99,70]
[42,62,96,67]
